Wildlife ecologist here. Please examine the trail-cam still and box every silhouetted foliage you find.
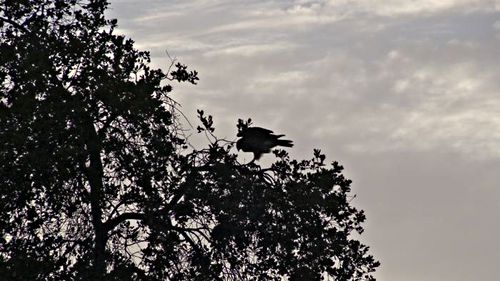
[0,0,379,280]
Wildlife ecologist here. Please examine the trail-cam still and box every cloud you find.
[302,47,500,159]
[202,42,297,57]
[320,0,495,17]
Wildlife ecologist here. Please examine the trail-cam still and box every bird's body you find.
[236,127,293,160]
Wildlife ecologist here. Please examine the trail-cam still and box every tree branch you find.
[0,16,31,33]
[104,212,146,232]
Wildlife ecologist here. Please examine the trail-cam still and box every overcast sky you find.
[107,1,500,280]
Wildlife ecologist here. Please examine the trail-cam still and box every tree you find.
[0,0,379,280]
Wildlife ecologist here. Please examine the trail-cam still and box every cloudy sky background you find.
[107,1,500,280]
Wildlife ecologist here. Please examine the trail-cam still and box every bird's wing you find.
[237,126,272,137]
[246,127,274,136]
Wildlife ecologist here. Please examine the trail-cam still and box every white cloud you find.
[494,20,500,29]
[326,0,493,16]
[202,42,297,57]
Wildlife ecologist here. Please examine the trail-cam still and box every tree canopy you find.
[0,0,379,280]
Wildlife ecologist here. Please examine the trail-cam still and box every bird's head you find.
[237,126,248,137]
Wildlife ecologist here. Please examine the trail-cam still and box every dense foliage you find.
[0,0,379,280]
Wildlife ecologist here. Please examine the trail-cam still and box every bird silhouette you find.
[236,127,293,161]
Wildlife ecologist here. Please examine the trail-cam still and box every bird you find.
[236,126,293,161]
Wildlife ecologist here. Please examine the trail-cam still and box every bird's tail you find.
[276,139,293,147]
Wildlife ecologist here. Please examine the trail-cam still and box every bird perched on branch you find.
[236,127,293,161]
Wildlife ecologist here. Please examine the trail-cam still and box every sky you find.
[107,1,500,280]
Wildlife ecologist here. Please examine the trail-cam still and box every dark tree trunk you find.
[82,113,107,278]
